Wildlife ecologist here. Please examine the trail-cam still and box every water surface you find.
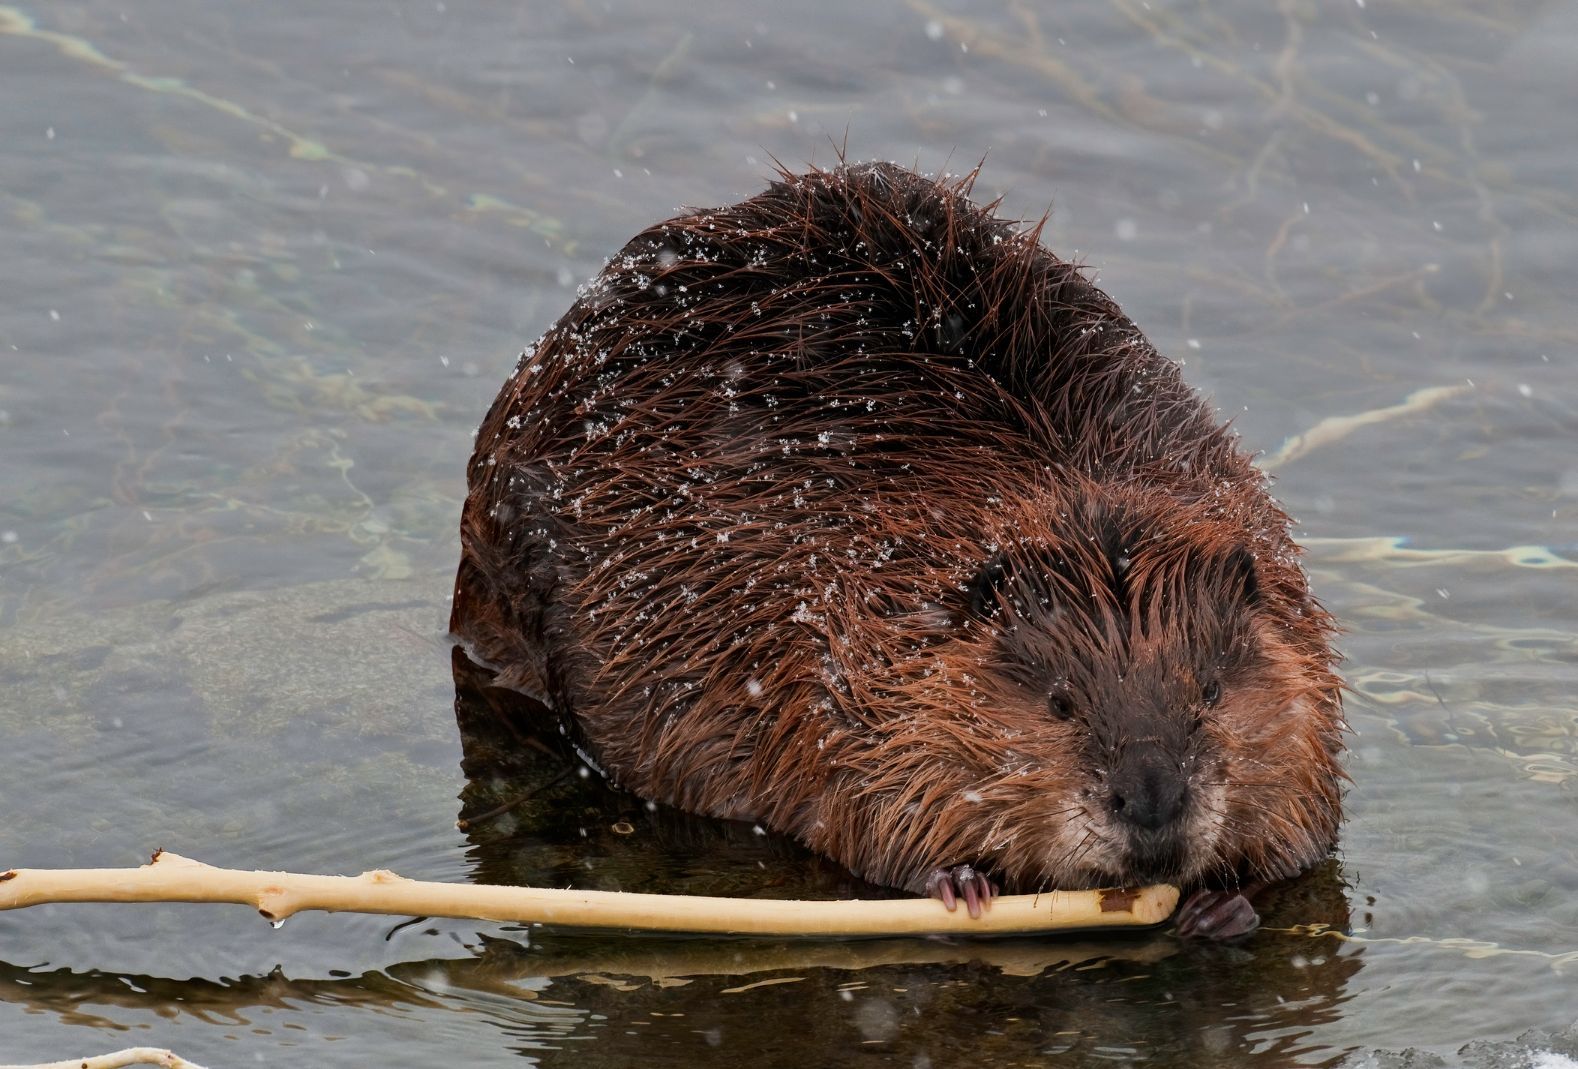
[2,1,1576,1065]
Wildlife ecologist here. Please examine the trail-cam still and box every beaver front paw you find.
[924,864,997,919]
[1174,888,1260,940]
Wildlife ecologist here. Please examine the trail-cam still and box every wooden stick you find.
[0,1049,208,1069]
[0,850,1177,937]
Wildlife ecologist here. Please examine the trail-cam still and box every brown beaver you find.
[450,162,1346,939]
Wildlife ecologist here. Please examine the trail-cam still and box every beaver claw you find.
[1174,889,1259,940]
[925,865,997,919]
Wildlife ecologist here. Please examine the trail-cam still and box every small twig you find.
[0,850,1177,937]
[1260,383,1470,472]
[0,1048,208,1069]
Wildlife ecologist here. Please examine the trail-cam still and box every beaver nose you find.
[1109,757,1188,831]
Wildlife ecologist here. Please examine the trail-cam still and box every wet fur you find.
[452,162,1345,896]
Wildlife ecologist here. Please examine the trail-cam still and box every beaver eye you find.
[1201,680,1222,707]
[1048,693,1074,721]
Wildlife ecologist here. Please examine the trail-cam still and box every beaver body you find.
[452,163,1344,921]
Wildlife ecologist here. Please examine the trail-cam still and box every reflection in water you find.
[0,899,1361,1069]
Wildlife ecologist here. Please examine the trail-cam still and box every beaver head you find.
[839,481,1343,896]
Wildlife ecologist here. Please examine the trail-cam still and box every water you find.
[2,0,1575,1064]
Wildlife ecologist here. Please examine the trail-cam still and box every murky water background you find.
[2,0,1576,1065]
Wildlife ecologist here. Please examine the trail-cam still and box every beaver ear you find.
[963,551,1012,620]
[1225,545,1260,606]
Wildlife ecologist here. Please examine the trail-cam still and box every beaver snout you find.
[1108,748,1190,832]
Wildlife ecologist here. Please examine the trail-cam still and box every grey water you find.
[2,0,1576,1065]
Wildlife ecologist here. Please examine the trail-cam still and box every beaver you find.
[450,162,1346,939]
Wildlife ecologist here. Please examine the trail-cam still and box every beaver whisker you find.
[1055,829,1100,880]
[1217,798,1315,835]
[1196,780,1304,796]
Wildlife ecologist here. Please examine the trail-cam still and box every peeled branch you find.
[0,850,1177,937]
[0,1049,208,1069]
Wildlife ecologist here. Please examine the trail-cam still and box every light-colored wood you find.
[0,851,1178,937]
[0,1048,208,1069]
